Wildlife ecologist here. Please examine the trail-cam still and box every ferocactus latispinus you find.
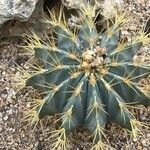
[16,3,150,150]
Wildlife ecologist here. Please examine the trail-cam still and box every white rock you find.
[7,109,13,115]
[3,115,8,121]
[102,0,124,18]
[0,0,38,27]
[62,0,86,8]
[7,88,16,100]
[0,126,2,132]
[62,0,124,18]
[0,112,2,118]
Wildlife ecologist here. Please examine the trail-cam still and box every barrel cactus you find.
[18,4,150,150]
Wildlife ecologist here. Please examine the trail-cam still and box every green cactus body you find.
[23,5,150,149]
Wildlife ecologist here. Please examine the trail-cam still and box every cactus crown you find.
[18,3,150,150]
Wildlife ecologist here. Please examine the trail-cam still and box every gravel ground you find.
[0,0,150,150]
